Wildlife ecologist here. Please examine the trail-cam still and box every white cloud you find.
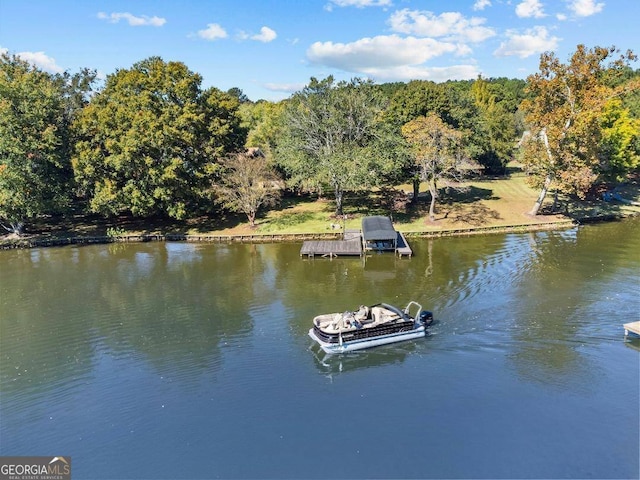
[473,0,492,10]
[388,9,496,43]
[251,26,277,43]
[306,34,478,82]
[263,82,306,93]
[325,0,392,10]
[515,0,546,18]
[556,13,568,20]
[494,26,560,58]
[0,47,64,73]
[307,35,461,72]
[568,0,605,16]
[362,64,479,82]
[16,51,64,73]
[97,12,166,27]
[197,23,228,41]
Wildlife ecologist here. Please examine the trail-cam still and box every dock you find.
[299,238,362,258]
[396,231,412,257]
[300,227,413,258]
[623,321,640,337]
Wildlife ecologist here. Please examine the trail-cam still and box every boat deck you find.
[624,321,640,337]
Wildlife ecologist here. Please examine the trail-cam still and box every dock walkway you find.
[396,231,412,257]
[299,238,362,258]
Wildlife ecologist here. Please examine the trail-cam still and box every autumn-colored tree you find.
[216,150,281,227]
[401,114,464,221]
[520,45,638,215]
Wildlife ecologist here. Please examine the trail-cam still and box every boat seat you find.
[355,306,374,324]
[371,306,385,323]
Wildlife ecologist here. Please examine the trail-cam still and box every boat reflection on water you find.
[624,337,640,353]
[308,340,422,376]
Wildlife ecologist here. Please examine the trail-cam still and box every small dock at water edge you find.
[300,217,413,258]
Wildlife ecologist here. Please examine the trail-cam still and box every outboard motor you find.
[419,310,434,327]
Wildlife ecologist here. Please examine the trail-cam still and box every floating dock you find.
[623,321,640,337]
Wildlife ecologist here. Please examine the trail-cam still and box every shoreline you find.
[2,201,638,251]
[0,216,610,250]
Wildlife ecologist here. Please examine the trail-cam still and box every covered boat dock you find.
[361,216,412,257]
[362,216,397,252]
[300,216,412,258]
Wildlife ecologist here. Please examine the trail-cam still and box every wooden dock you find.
[300,238,362,258]
[623,321,640,337]
[300,228,413,258]
[396,231,412,257]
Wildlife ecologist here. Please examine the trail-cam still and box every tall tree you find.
[215,150,281,227]
[0,53,95,234]
[277,76,396,216]
[472,76,518,174]
[520,45,638,215]
[598,98,640,181]
[73,57,246,219]
[401,114,464,221]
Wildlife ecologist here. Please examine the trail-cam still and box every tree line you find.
[0,46,638,235]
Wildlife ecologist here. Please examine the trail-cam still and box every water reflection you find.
[625,337,640,352]
[508,222,640,387]
[0,242,273,409]
[1,220,638,479]
[308,340,420,377]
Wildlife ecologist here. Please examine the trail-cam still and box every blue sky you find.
[0,0,638,101]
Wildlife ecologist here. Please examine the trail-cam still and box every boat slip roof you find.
[361,216,396,241]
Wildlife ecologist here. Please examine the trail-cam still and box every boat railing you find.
[403,301,423,320]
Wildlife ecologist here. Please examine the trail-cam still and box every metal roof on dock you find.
[361,216,396,241]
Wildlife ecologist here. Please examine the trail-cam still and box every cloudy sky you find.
[0,0,637,100]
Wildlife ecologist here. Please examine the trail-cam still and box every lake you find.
[1,219,639,479]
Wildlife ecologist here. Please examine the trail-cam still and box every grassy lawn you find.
[3,167,639,243]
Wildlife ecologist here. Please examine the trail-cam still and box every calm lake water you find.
[1,219,639,479]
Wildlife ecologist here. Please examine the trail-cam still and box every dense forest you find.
[1,45,638,234]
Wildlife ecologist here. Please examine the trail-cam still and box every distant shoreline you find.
[4,213,638,250]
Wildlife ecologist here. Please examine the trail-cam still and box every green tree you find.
[0,54,94,234]
[73,57,245,219]
[240,100,286,160]
[471,76,518,174]
[215,150,281,227]
[277,76,396,216]
[401,114,464,221]
[599,98,640,181]
[520,45,638,215]
[385,80,447,126]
